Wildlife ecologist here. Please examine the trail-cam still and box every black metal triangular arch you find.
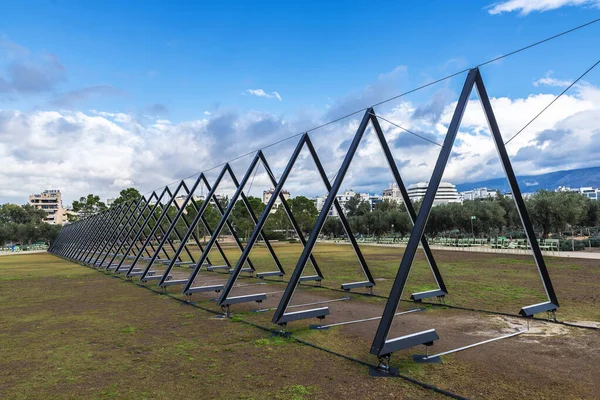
[270,108,448,326]
[217,133,375,308]
[370,67,559,361]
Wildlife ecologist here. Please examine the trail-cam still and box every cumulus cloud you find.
[2,63,600,208]
[246,89,283,101]
[487,0,600,15]
[533,71,572,88]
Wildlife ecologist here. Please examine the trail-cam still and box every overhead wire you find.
[504,59,600,145]
[370,112,443,147]
[134,17,600,197]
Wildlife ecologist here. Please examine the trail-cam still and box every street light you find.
[470,215,476,240]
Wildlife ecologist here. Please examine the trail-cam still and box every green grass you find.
[163,242,599,322]
[2,248,598,399]
[0,253,440,400]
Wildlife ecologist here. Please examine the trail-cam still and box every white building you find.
[459,187,498,201]
[407,182,461,205]
[174,194,206,211]
[382,183,404,203]
[555,186,599,200]
[314,189,371,216]
[579,187,600,200]
[262,188,291,213]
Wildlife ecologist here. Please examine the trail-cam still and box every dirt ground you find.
[13,244,599,399]
[153,269,600,400]
[0,253,444,400]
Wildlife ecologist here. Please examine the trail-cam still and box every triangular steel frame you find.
[83,196,147,267]
[133,175,235,280]
[96,194,163,269]
[177,155,286,293]
[218,133,378,307]
[370,67,559,359]
[109,188,174,271]
[123,182,211,276]
[109,189,179,272]
[155,162,280,289]
[76,203,130,262]
[271,108,447,325]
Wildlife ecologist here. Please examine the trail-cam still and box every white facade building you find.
[382,183,403,203]
[262,188,291,213]
[459,187,498,201]
[555,185,599,200]
[579,187,600,200]
[174,195,206,211]
[407,182,461,205]
[314,189,371,216]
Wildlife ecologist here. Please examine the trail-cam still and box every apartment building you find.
[28,189,68,225]
[262,188,290,213]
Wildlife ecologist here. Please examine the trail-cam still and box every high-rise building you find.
[29,189,68,225]
[407,182,461,205]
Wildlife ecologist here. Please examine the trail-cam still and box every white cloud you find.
[1,64,600,207]
[487,0,600,15]
[246,89,283,101]
[533,71,572,87]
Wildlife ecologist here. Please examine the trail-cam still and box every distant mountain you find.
[455,166,600,193]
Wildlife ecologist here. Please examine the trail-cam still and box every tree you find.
[230,196,264,240]
[356,200,371,216]
[323,217,344,238]
[112,188,142,206]
[344,194,361,217]
[288,196,318,234]
[72,194,107,219]
[527,191,589,237]
[0,204,28,224]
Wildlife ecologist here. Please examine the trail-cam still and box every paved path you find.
[320,240,600,260]
[0,250,48,257]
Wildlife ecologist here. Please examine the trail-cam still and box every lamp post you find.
[470,215,476,240]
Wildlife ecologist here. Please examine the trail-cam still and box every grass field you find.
[0,253,442,399]
[160,241,600,322]
[2,245,599,399]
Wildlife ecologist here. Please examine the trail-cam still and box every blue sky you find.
[1,0,600,204]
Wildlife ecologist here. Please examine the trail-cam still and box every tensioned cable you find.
[246,160,260,194]
[504,59,600,145]
[131,17,600,197]
[370,112,443,147]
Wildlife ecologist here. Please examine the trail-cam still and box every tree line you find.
[69,187,600,246]
[321,190,600,240]
[0,204,63,245]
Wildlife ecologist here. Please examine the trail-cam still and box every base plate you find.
[368,366,400,377]
[412,354,442,364]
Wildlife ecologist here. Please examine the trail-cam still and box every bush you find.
[263,231,286,241]
[559,240,586,251]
